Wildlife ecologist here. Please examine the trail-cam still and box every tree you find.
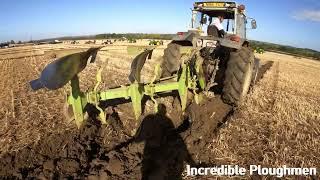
[10,40,15,44]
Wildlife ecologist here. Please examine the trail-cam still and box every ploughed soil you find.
[0,98,231,179]
[0,57,272,179]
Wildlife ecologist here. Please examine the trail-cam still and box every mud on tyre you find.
[222,47,254,105]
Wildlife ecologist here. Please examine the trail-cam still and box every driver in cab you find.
[207,15,225,38]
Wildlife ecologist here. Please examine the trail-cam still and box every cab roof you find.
[193,1,237,19]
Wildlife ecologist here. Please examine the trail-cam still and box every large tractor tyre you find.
[222,47,254,106]
[251,58,260,86]
[161,43,182,77]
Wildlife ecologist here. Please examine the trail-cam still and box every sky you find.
[0,0,319,51]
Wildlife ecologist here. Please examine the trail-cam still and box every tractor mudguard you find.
[30,47,101,91]
[219,38,242,49]
[172,30,200,46]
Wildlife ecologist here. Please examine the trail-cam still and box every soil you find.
[0,97,232,179]
[0,46,270,179]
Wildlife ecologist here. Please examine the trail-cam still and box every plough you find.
[30,47,206,127]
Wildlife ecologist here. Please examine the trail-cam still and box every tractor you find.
[128,38,137,43]
[0,42,9,48]
[254,47,264,54]
[103,40,113,45]
[161,1,259,105]
[149,40,164,46]
[30,1,258,127]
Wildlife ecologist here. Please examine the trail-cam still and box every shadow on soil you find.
[135,104,196,180]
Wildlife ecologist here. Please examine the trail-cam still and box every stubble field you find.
[0,41,319,179]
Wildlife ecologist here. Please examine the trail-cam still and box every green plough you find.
[30,47,206,127]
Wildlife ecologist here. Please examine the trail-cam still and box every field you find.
[0,41,319,179]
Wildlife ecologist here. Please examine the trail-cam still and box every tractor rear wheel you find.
[251,58,260,86]
[161,43,182,77]
[222,47,254,105]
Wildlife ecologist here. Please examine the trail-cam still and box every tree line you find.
[1,40,22,44]
[52,33,174,41]
[249,40,320,60]
[3,33,319,60]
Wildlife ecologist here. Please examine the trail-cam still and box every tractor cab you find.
[172,1,256,48]
[192,1,256,39]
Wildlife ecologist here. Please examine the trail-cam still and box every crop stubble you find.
[0,45,318,179]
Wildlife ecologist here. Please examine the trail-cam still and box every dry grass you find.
[0,55,75,156]
[210,52,320,177]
